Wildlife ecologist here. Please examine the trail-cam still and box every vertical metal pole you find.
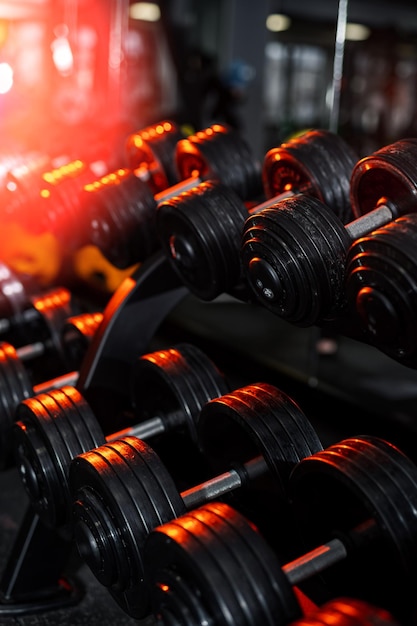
[309,0,349,378]
[329,0,349,132]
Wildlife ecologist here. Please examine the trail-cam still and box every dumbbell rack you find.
[0,255,186,625]
[0,248,416,625]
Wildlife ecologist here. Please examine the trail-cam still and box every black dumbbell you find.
[85,123,262,269]
[0,310,103,470]
[345,213,417,364]
[155,129,357,300]
[289,598,399,626]
[0,287,85,378]
[144,435,417,625]
[13,343,229,528]
[241,138,417,326]
[68,382,322,618]
[7,286,76,361]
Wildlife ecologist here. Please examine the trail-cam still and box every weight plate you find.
[126,120,183,192]
[30,287,73,361]
[131,343,229,443]
[289,436,417,614]
[157,182,248,299]
[346,214,417,363]
[14,385,105,528]
[350,138,417,219]
[198,382,322,499]
[175,124,262,200]
[69,436,186,618]
[0,342,33,469]
[263,130,357,223]
[241,195,351,325]
[61,311,103,371]
[145,502,301,626]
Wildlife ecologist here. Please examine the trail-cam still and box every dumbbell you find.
[241,138,417,326]
[290,598,399,626]
[144,435,417,625]
[0,301,98,379]
[84,123,262,269]
[0,310,103,470]
[68,382,322,618]
[13,343,229,528]
[155,129,357,300]
[5,286,76,357]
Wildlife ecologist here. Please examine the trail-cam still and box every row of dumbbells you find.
[10,116,416,362]
[150,128,417,367]
[1,121,260,270]
[3,118,417,366]
[5,339,417,624]
[0,268,104,468]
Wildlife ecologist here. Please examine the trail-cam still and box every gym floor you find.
[1,294,416,625]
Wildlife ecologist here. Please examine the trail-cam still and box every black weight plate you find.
[69,436,186,618]
[131,343,229,443]
[14,385,105,527]
[289,436,417,614]
[157,181,248,299]
[126,120,182,191]
[0,342,33,469]
[346,215,417,363]
[61,311,103,371]
[291,597,400,626]
[263,130,357,223]
[118,174,159,264]
[145,502,301,626]
[241,195,351,325]
[90,183,134,268]
[175,124,262,200]
[350,139,417,219]
[197,382,322,499]
[99,174,158,268]
[30,287,73,360]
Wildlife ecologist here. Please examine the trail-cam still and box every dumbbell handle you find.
[282,518,377,586]
[345,203,394,240]
[16,341,45,361]
[34,370,79,394]
[154,175,202,203]
[284,537,347,585]
[107,416,166,443]
[180,455,267,510]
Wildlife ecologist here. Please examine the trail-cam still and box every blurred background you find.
[0,0,416,295]
[0,0,416,161]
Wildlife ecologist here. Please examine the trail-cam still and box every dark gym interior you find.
[0,0,417,624]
